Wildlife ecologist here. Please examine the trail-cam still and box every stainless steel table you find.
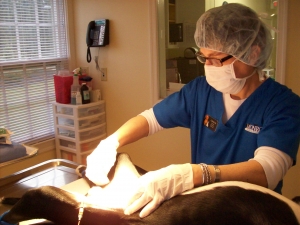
[0,159,80,216]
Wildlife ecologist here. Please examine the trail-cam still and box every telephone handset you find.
[86,19,109,63]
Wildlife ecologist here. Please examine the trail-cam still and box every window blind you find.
[0,0,69,143]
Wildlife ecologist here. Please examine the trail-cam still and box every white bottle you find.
[76,90,82,105]
[71,74,80,105]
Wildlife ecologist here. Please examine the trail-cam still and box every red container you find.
[54,74,73,104]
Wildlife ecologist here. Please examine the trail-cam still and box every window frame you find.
[0,0,70,143]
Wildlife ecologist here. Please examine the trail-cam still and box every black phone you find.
[86,19,109,47]
[86,19,109,62]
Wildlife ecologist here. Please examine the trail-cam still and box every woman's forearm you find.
[192,160,268,188]
[111,115,150,148]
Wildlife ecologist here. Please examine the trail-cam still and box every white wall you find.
[68,0,191,171]
[281,0,300,199]
[69,0,300,198]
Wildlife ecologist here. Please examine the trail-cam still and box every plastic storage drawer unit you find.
[52,101,106,164]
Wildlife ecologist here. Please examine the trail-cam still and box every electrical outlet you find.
[81,66,89,75]
[100,68,107,81]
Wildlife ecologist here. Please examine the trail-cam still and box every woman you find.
[86,3,300,218]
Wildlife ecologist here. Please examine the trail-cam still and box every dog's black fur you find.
[1,153,300,225]
[293,196,300,205]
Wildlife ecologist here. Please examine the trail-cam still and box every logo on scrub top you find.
[245,124,261,134]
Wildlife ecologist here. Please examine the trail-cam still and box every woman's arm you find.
[85,115,150,185]
[117,114,266,189]
[112,115,150,148]
[192,160,268,188]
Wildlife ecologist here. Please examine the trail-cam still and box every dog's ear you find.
[292,196,300,205]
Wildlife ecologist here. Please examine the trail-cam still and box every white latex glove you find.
[85,135,119,185]
[124,163,193,218]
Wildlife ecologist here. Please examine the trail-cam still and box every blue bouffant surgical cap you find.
[194,3,272,70]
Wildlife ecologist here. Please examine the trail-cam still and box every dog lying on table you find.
[0,153,300,225]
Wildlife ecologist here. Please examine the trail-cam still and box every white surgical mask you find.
[205,60,256,94]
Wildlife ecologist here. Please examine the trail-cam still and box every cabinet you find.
[52,101,106,164]
[166,0,180,48]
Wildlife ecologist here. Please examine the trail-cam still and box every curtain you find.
[0,0,69,143]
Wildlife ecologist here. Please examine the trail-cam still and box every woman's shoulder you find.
[264,78,300,101]
[260,78,300,114]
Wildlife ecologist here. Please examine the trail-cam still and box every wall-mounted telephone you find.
[86,19,109,63]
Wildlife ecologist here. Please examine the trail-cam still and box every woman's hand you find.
[124,164,194,218]
[85,137,119,185]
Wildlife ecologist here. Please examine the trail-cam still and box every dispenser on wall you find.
[86,19,109,63]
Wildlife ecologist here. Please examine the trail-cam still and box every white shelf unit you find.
[52,101,106,164]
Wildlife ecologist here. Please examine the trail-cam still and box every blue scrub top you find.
[154,77,300,193]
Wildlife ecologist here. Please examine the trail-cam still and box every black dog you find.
[1,153,300,225]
